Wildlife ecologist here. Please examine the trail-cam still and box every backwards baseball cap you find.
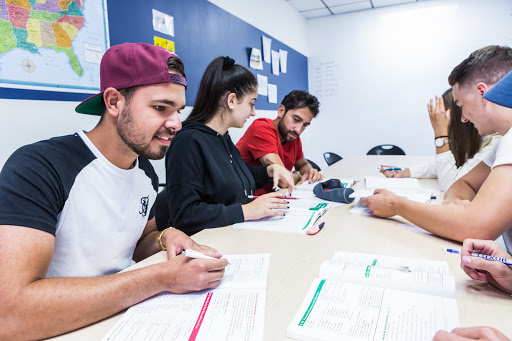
[76,42,187,116]
[483,69,512,109]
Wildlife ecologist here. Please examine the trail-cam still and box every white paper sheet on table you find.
[103,254,269,341]
[233,199,332,234]
[364,176,420,190]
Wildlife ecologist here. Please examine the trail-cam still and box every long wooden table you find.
[49,156,512,340]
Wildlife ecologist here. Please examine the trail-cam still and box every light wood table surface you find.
[49,155,512,340]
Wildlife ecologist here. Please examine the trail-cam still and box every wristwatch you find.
[435,136,449,148]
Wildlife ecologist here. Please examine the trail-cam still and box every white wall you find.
[302,0,512,169]
[0,0,303,180]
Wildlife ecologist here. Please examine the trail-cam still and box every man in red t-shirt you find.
[236,90,324,194]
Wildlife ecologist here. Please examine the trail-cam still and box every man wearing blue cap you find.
[433,72,512,341]
[0,43,227,340]
[362,45,512,250]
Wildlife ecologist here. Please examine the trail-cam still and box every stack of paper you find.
[349,176,433,215]
[287,251,459,341]
[103,254,269,341]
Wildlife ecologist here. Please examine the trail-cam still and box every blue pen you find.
[379,167,404,171]
[443,248,512,266]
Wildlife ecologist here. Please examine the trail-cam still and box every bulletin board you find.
[107,0,308,110]
[1,0,309,111]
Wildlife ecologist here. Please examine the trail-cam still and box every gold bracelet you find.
[157,227,174,251]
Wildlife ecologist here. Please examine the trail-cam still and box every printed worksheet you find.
[103,254,269,341]
[287,252,459,341]
[233,199,332,234]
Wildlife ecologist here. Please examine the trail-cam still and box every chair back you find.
[323,152,343,166]
[366,145,406,155]
[307,159,321,171]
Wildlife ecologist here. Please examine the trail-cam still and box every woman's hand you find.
[267,164,295,195]
[379,165,411,178]
[242,192,289,221]
[428,95,450,136]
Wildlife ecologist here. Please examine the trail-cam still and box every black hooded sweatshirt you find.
[165,121,271,235]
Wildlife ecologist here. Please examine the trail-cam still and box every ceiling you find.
[286,0,427,18]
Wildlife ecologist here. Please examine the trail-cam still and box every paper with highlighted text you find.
[102,254,269,341]
[287,252,459,341]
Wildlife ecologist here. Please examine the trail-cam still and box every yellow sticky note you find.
[154,36,175,52]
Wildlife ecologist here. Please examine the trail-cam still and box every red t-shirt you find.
[236,118,304,194]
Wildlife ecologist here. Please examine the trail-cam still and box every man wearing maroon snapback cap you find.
[0,43,227,339]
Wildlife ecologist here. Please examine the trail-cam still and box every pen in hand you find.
[443,248,512,266]
[379,167,404,171]
[181,249,217,260]
[181,249,230,264]
[248,195,298,200]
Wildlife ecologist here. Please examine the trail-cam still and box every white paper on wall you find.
[279,49,288,73]
[271,50,280,75]
[257,74,268,96]
[152,9,174,36]
[268,83,277,103]
[262,35,272,63]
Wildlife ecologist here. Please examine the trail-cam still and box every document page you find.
[287,279,459,341]
[319,252,455,297]
[103,254,269,341]
[218,254,269,289]
[350,189,432,203]
[350,192,431,216]
[233,202,331,234]
[364,176,420,190]
[103,289,265,341]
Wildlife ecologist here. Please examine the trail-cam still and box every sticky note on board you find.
[154,36,175,52]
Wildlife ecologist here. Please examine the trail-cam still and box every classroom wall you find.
[207,0,308,56]
[0,0,305,181]
[300,0,512,169]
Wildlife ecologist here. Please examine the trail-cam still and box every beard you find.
[117,105,175,160]
[277,118,299,143]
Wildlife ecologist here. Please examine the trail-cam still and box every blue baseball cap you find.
[483,70,512,108]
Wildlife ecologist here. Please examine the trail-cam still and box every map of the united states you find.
[0,0,85,76]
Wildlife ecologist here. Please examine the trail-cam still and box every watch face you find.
[435,138,446,147]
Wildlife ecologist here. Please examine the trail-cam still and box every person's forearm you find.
[298,163,312,175]
[1,263,167,340]
[293,171,301,184]
[443,179,478,203]
[393,197,500,241]
[133,230,161,262]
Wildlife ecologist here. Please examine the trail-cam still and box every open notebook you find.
[287,251,459,341]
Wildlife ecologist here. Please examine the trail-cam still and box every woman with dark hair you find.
[164,56,294,235]
[381,89,500,191]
